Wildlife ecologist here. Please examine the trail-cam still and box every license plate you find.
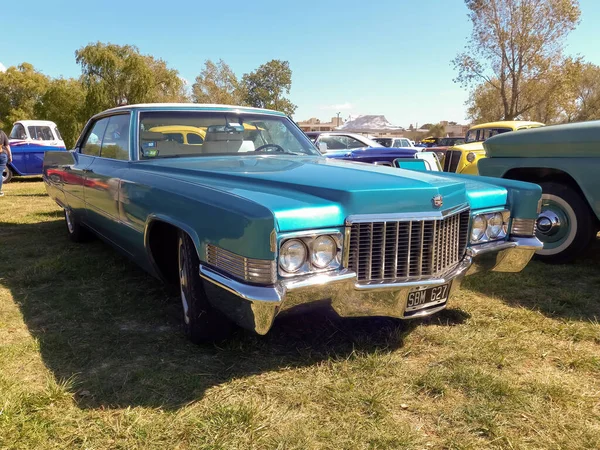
[405,283,450,313]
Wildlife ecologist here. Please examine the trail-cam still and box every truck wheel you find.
[65,208,93,242]
[178,231,234,344]
[535,182,595,264]
[2,167,12,184]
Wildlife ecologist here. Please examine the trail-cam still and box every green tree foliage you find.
[241,60,297,116]
[0,63,49,129]
[75,42,187,116]
[35,78,87,148]
[454,0,581,121]
[192,59,243,105]
[467,59,600,124]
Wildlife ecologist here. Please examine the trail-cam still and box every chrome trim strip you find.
[345,203,470,225]
[199,265,282,303]
[206,244,275,284]
[467,236,542,257]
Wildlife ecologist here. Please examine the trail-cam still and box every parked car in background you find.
[441,121,545,175]
[373,137,414,148]
[3,120,66,183]
[306,131,440,171]
[479,120,600,263]
[148,125,206,144]
[43,103,542,343]
[423,137,466,160]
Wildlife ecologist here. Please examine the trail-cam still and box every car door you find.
[8,123,29,175]
[61,117,110,214]
[26,125,58,174]
[83,113,132,244]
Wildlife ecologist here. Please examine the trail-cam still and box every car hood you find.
[451,142,485,152]
[484,120,600,157]
[139,155,507,231]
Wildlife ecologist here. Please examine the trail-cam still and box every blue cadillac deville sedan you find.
[43,104,543,343]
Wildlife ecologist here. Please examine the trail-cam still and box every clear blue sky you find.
[2,0,600,127]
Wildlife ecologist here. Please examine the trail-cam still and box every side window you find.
[54,127,62,140]
[319,136,346,150]
[9,123,27,140]
[345,136,366,149]
[81,118,109,156]
[187,133,204,144]
[28,126,54,140]
[101,115,130,160]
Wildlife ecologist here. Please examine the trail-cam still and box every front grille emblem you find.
[432,195,443,208]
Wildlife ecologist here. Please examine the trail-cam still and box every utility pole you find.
[336,112,341,126]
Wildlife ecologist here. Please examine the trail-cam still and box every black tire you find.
[178,230,235,343]
[2,166,13,184]
[535,182,595,264]
[64,208,93,242]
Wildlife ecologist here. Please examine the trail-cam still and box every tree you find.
[192,59,243,105]
[241,60,296,116]
[428,123,446,137]
[35,78,86,148]
[570,62,600,121]
[75,42,186,116]
[0,63,49,129]
[454,0,581,121]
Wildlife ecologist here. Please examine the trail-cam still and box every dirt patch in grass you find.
[1,181,599,449]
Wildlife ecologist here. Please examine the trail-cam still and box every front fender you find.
[438,171,542,219]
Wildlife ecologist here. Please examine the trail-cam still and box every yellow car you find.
[442,121,545,175]
[149,126,207,145]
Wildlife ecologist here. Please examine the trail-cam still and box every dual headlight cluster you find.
[279,233,342,276]
[470,210,510,244]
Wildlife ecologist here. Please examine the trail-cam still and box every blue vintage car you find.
[43,104,543,343]
[305,131,440,170]
[3,120,67,183]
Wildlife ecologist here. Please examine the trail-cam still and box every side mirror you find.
[318,142,328,152]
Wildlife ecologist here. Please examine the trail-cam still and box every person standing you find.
[0,127,12,196]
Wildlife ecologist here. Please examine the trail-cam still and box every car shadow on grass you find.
[0,219,468,410]
[464,237,600,322]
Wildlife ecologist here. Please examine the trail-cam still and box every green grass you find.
[1,179,599,449]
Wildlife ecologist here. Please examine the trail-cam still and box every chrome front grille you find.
[443,150,462,172]
[206,244,276,284]
[347,209,470,284]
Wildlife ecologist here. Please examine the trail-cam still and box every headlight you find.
[466,152,476,163]
[279,239,307,273]
[470,210,510,244]
[471,215,487,242]
[486,212,504,239]
[311,235,336,268]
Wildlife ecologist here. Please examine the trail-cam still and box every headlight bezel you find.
[470,210,510,245]
[278,230,343,277]
[466,152,476,163]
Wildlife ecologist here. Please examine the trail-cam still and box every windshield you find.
[139,111,319,159]
[465,127,512,143]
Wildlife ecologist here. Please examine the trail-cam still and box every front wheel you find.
[178,231,235,343]
[535,182,595,264]
[2,166,13,184]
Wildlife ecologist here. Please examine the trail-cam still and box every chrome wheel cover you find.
[536,194,577,256]
[65,209,75,234]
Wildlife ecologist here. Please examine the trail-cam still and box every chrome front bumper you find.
[199,236,542,335]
